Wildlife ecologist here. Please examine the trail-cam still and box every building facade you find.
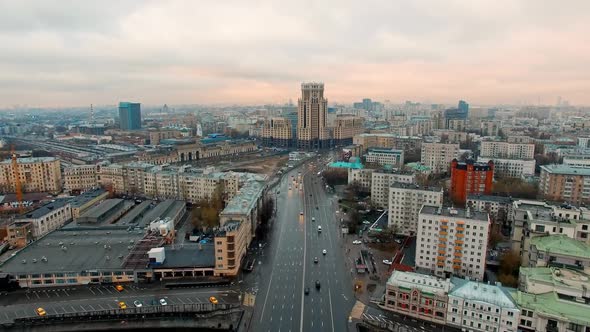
[477,157,535,178]
[353,133,422,153]
[388,183,443,235]
[370,170,417,209]
[539,165,590,204]
[446,278,519,332]
[450,159,494,205]
[480,141,535,159]
[17,199,72,239]
[64,164,100,192]
[384,271,452,324]
[333,115,364,146]
[119,102,142,130]
[0,157,62,194]
[365,148,404,168]
[421,143,460,174]
[260,117,293,147]
[297,82,329,149]
[416,206,490,281]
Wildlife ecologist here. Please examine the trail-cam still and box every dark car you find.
[315,280,321,289]
[314,257,318,263]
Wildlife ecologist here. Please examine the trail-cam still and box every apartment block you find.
[421,143,459,174]
[333,115,364,146]
[388,183,443,235]
[528,235,590,269]
[261,117,293,147]
[353,133,422,153]
[563,153,590,168]
[370,170,416,209]
[348,168,374,191]
[450,159,494,205]
[467,194,513,223]
[477,157,535,178]
[416,206,490,281]
[480,141,535,159]
[540,165,590,204]
[64,164,100,191]
[0,157,62,194]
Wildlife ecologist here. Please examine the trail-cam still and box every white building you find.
[480,141,535,159]
[365,148,404,168]
[371,170,416,209]
[563,153,590,168]
[446,278,519,332]
[348,168,374,191]
[477,157,535,178]
[416,206,490,281]
[421,143,459,174]
[388,183,443,235]
[17,199,72,239]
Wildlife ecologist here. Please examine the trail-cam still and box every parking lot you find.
[0,285,239,323]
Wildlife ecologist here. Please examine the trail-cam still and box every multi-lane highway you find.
[252,159,355,331]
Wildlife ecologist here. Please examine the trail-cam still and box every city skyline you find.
[1,1,589,108]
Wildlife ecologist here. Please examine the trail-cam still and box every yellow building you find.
[0,157,62,194]
[261,117,293,147]
[333,115,364,146]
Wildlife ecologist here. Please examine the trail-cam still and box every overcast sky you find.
[1,0,589,108]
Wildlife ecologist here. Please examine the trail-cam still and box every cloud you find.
[0,0,589,107]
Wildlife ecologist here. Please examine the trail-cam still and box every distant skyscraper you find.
[118,102,141,130]
[458,100,469,114]
[297,82,329,149]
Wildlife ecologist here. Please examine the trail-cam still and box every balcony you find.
[453,258,461,264]
[453,264,461,270]
[439,237,447,242]
[438,243,446,248]
[456,233,464,238]
[227,244,235,251]
[456,220,465,225]
[437,262,444,267]
[455,239,464,245]
[440,224,448,230]
[438,249,446,255]
[437,256,445,261]
[439,231,448,236]
[454,252,462,257]
[456,227,464,232]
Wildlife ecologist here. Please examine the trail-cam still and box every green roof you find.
[531,235,590,259]
[512,291,590,326]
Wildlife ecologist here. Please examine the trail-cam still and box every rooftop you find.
[367,148,403,154]
[512,291,590,326]
[156,244,215,269]
[329,160,364,169]
[78,199,123,219]
[0,157,58,164]
[467,194,513,204]
[541,164,590,176]
[19,199,71,220]
[117,200,154,226]
[420,205,489,222]
[221,179,265,215]
[391,182,442,192]
[520,266,590,292]
[388,271,452,296]
[530,235,590,259]
[67,188,108,208]
[140,200,185,227]
[0,227,145,274]
[449,277,517,309]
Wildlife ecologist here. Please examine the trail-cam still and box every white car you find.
[311,217,315,222]
[159,298,168,306]
[352,240,362,245]
[322,249,327,255]
[383,259,393,265]
[133,300,143,308]
[362,220,371,225]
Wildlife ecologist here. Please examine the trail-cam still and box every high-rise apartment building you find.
[260,117,293,147]
[421,143,460,174]
[0,157,62,194]
[450,159,494,205]
[370,170,417,208]
[297,83,329,149]
[416,206,490,281]
[333,115,364,146]
[388,183,443,235]
[119,102,142,130]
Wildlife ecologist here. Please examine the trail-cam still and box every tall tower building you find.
[297,82,329,149]
[119,102,142,130]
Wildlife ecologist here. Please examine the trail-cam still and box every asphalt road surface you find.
[252,159,355,332]
[0,285,238,323]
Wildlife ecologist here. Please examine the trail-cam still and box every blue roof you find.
[329,160,364,169]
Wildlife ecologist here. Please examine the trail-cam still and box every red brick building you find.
[450,159,494,205]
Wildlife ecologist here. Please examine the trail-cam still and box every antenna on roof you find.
[90,104,95,125]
